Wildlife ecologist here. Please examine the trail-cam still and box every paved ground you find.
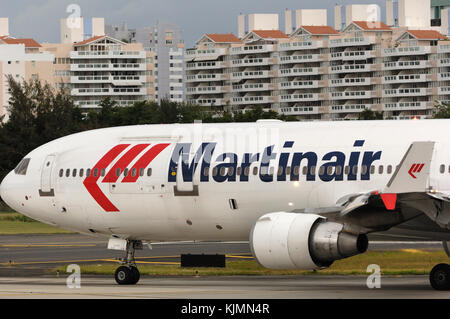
[0,275,448,299]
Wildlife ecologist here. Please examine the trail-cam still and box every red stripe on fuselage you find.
[83,144,129,212]
[122,143,170,183]
[102,144,150,183]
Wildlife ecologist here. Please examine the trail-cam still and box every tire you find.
[130,266,140,285]
[115,266,133,285]
[430,263,450,291]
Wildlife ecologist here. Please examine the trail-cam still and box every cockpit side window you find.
[14,158,31,175]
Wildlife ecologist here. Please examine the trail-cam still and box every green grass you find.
[0,211,73,235]
[54,250,450,276]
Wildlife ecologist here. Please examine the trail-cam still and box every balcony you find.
[232,83,272,92]
[330,51,375,61]
[279,80,319,90]
[329,37,374,47]
[70,63,146,71]
[71,88,146,96]
[382,60,428,70]
[382,102,432,111]
[185,61,228,70]
[438,58,450,67]
[330,91,374,100]
[230,44,274,55]
[439,86,450,95]
[278,41,323,51]
[70,51,146,59]
[382,88,428,97]
[70,75,146,86]
[279,106,320,115]
[231,70,272,81]
[231,57,274,67]
[329,104,367,113]
[279,54,323,64]
[280,93,319,102]
[232,96,272,105]
[186,73,228,82]
[382,74,428,84]
[329,64,372,73]
[185,48,227,61]
[190,98,225,106]
[329,77,370,87]
[382,46,430,56]
[279,67,321,76]
[186,86,228,94]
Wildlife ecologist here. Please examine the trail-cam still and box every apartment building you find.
[106,21,185,103]
[42,35,155,110]
[0,36,54,120]
[185,21,450,120]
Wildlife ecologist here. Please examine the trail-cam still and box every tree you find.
[358,108,383,120]
[0,76,83,180]
[433,102,450,118]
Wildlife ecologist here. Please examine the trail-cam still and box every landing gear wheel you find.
[115,266,135,285]
[429,263,450,291]
[130,266,140,285]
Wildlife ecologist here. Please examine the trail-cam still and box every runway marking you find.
[0,244,97,248]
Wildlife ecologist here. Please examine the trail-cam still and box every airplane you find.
[1,119,450,289]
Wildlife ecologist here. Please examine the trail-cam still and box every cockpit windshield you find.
[14,158,30,175]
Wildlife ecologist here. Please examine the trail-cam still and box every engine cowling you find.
[250,212,368,270]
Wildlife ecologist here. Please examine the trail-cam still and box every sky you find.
[1,0,387,47]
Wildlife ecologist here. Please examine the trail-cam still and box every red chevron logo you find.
[408,163,425,179]
[83,143,170,212]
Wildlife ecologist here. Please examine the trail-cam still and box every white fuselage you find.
[1,120,450,242]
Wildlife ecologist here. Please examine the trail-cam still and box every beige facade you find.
[42,36,155,110]
[185,22,450,120]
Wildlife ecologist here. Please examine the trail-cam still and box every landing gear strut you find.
[114,240,142,285]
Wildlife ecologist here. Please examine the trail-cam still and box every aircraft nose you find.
[0,172,16,209]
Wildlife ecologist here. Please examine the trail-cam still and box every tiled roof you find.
[73,35,105,46]
[352,21,392,31]
[205,33,241,43]
[407,30,447,40]
[301,25,339,35]
[251,30,289,39]
[1,38,41,47]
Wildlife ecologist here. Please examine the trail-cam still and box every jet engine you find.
[250,212,368,269]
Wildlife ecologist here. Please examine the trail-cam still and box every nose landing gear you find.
[114,240,142,285]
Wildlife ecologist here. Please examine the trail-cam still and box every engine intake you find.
[250,212,368,270]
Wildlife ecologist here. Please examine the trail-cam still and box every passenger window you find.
[237,167,242,176]
[293,166,299,175]
[139,168,145,177]
[310,166,316,175]
[124,168,129,177]
[212,167,218,177]
[327,166,333,175]
[440,164,445,174]
[59,169,63,178]
[352,166,358,175]
[204,167,209,176]
[286,166,291,175]
[93,168,98,177]
[253,167,258,175]
[244,166,249,177]
[220,167,226,176]
[116,168,121,177]
[336,166,342,175]
[79,169,84,177]
[228,167,234,176]
[72,169,77,177]
[302,166,307,175]
[277,167,283,176]
[370,165,375,174]
[387,165,392,174]
[361,165,367,175]
[66,169,70,177]
[344,166,349,175]
[379,165,384,174]
[319,166,325,175]
[131,168,137,177]
[86,169,91,177]
[101,168,106,177]
[147,168,152,177]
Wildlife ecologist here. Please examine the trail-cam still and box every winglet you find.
[383,141,435,194]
